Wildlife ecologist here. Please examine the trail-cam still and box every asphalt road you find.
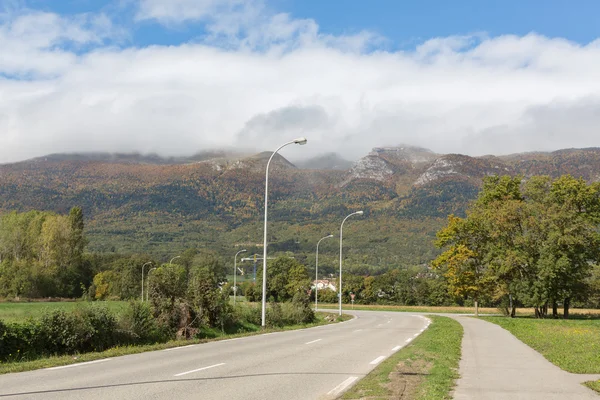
[0,311,429,400]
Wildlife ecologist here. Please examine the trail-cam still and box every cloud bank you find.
[1,1,600,163]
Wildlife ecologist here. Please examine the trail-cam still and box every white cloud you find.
[0,8,123,77]
[1,3,600,163]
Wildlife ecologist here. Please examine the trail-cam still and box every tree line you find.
[433,175,600,318]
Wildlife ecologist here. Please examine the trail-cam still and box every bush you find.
[119,300,165,344]
[0,319,42,362]
[79,305,119,352]
[38,310,91,355]
[234,303,261,326]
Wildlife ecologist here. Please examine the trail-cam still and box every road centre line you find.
[370,356,386,365]
[327,376,359,396]
[305,339,322,345]
[174,363,225,377]
[46,359,112,370]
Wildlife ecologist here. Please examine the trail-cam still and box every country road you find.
[0,311,429,400]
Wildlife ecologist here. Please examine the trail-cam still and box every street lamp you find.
[141,262,152,302]
[169,256,181,266]
[262,137,308,327]
[146,267,157,302]
[234,249,247,306]
[339,211,363,316]
[315,234,334,312]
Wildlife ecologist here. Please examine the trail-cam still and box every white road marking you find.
[174,363,225,377]
[217,338,240,343]
[305,339,322,345]
[370,356,386,365]
[327,376,359,396]
[406,338,413,343]
[46,359,112,370]
[162,344,196,352]
[353,329,363,332]
[392,345,402,352]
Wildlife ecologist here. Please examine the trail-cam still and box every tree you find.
[433,174,600,318]
[256,256,311,302]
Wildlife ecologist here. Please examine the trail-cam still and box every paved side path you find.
[452,316,600,400]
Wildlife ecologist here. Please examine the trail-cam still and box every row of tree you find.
[433,175,600,318]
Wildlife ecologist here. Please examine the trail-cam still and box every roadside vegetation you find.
[0,301,127,323]
[481,316,600,374]
[0,310,347,374]
[343,316,462,400]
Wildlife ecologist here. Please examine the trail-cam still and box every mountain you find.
[295,153,353,170]
[22,150,249,166]
[1,146,600,272]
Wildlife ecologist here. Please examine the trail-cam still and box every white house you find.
[312,279,336,292]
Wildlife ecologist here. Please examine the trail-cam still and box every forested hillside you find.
[1,146,600,274]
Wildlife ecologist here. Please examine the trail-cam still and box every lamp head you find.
[242,249,247,252]
[293,137,308,145]
[356,210,364,215]
[327,234,334,238]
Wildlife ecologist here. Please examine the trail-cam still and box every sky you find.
[1,0,600,163]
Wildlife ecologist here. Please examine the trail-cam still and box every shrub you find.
[119,300,164,344]
[79,305,118,352]
[234,303,261,326]
[0,319,42,362]
[38,310,90,355]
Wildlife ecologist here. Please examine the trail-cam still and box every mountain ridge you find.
[2,145,600,270]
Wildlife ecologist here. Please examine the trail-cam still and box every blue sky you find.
[22,0,600,49]
[1,0,600,162]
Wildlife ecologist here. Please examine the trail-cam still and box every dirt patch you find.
[355,357,431,400]
[387,358,431,400]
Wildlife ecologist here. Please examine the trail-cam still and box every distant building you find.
[312,279,336,292]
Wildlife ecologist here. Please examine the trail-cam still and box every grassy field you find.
[3,301,598,322]
[343,316,463,400]
[316,303,499,314]
[481,316,600,374]
[316,303,600,317]
[0,301,128,322]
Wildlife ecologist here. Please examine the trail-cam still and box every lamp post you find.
[315,234,333,312]
[146,267,157,302]
[169,256,181,266]
[234,249,247,306]
[262,137,308,327]
[339,211,363,316]
[141,262,152,302]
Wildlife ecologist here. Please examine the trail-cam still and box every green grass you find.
[0,301,128,323]
[481,317,600,374]
[585,380,600,393]
[0,311,351,374]
[342,316,463,400]
[316,303,498,315]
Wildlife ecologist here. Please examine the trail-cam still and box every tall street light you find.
[141,262,152,302]
[169,256,181,266]
[234,249,247,306]
[315,234,333,312]
[262,137,308,327]
[146,267,157,302]
[339,211,363,316]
